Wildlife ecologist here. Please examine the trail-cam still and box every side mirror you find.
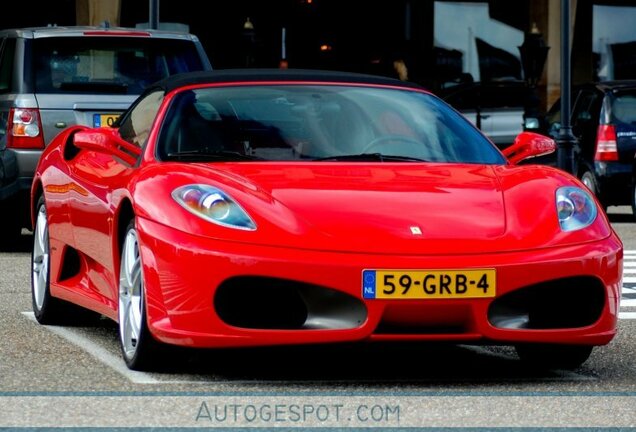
[73,128,141,165]
[503,131,556,165]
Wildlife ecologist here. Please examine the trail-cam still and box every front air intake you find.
[214,277,367,330]
[488,276,606,330]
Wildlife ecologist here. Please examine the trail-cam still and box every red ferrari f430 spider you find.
[30,70,622,370]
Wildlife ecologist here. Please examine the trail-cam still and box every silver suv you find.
[439,80,540,149]
[0,26,212,243]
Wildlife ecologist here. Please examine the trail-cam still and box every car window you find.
[546,101,561,133]
[0,37,14,145]
[157,85,505,165]
[33,37,204,95]
[547,92,581,135]
[611,94,636,125]
[118,90,164,147]
[443,86,478,109]
[572,90,598,126]
[0,37,14,93]
[479,85,527,109]
[443,83,527,110]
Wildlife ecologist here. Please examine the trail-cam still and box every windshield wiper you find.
[165,150,263,161]
[314,153,428,162]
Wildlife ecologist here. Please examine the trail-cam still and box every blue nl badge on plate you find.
[362,270,376,299]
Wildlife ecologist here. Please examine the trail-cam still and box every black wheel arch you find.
[116,198,135,260]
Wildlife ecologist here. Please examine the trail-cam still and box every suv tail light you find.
[595,124,619,161]
[7,108,45,149]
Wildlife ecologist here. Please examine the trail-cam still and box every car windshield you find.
[34,37,204,95]
[157,85,506,164]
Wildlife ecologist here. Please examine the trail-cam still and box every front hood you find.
[240,164,506,253]
[137,163,611,254]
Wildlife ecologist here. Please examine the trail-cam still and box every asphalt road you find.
[1,208,635,428]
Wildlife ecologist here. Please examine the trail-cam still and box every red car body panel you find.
[31,77,623,353]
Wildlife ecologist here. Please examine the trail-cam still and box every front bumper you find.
[137,217,622,349]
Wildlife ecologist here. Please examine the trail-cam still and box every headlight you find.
[556,186,597,232]
[172,185,256,231]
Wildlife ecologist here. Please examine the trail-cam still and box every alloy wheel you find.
[581,171,597,195]
[32,204,49,311]
[119,228,143,360]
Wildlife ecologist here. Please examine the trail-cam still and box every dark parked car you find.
[439,80,542,149]
[544,81,636,214]
[0,25,212,243]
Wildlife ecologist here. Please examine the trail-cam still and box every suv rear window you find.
[33,36,204,95]
[611,93,636,125]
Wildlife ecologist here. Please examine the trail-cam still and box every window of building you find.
[433,1,524,86]
[593,4,636,81]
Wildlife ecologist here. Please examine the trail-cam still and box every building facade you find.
[4,0,636,110]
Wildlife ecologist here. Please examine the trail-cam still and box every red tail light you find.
[595,124,619,161]
[7,108,45,149]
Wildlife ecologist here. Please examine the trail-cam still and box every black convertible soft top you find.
[150,68,425,94]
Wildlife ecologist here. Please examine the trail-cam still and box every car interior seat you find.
[176,104,234,154]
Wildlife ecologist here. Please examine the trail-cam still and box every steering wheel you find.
[359,134,426,155]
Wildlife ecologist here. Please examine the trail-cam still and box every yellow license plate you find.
[93,114,120,128]
[362,269,496,299]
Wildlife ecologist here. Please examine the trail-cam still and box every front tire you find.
[31,196,66,324]
[118,219,163,370]
[581,170,599,196]
[581,170,608,212]
[515,344,593,370]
